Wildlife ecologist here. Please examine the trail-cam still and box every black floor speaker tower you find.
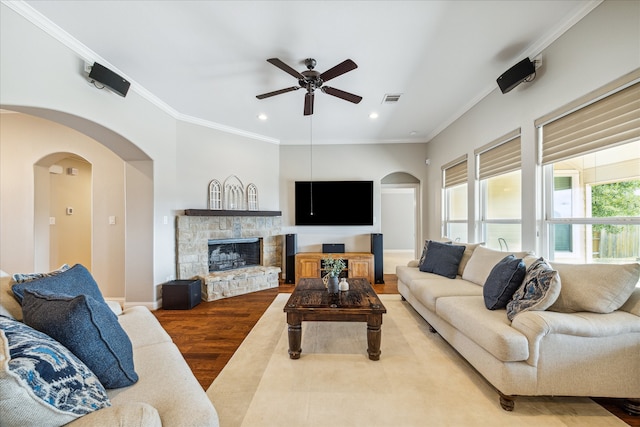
[371,233,384,284]
[285,234,297,284]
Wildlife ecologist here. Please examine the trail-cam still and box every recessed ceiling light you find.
[369,112,379,119]
[257,113,268,121]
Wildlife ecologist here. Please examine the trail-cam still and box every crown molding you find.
[1,0,281,145]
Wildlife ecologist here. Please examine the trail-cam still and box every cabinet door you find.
[349,259,371,279]
[298,258,320,278]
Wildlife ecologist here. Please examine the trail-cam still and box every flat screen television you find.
[295,181,374,226]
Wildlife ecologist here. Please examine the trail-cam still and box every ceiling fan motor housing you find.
[300,70,322,91]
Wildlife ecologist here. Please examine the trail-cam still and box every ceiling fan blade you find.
[267,58,305,80]
[320,59,358,82]
[321,86,362,104]
[304,92,314,116]
[256,86,299,99]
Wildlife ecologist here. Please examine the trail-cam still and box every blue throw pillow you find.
[483,255,526,310]
[22,290,138,389]
[0,316,110,426]
[11,264,105,305]
[419,240,466,279]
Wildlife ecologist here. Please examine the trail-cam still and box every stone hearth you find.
[176,213,282,301]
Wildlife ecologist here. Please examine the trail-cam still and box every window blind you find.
[442,155,467,188]
[538,76,640,165]
[475,130,521,180]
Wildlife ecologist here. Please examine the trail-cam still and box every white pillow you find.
[462,246,532,286]
[548,262,640,313]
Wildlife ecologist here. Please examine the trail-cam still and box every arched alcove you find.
[34,152,92,272]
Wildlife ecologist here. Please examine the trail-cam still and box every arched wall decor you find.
[247,183,259,211]
[223,175,245,210]
[208,179,222,210]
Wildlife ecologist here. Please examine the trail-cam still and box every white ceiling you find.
[18,0,600,145]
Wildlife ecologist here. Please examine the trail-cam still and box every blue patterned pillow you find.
[506,258,561,321]
[419,240,465,279]
[0,316,110,426]
[11,264,104,305]
[483,255,526,310]
[22,290,138,389]
[11,264,70,283]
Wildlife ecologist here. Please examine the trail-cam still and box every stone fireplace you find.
[176,210,282,301]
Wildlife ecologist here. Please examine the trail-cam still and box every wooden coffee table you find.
[283,277,387,360]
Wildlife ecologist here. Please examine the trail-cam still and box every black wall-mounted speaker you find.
[496,57,535,94]
[88,62,130,97]
[370,233,384,284]
[285,234,297,284]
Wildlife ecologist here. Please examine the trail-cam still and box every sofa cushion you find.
[483,255,526,310]
[11,264,105,305]
[117,306,173,349]
[548,262,640,314]
[419,241,465,279]
[436,296,529,362]
[408,275,483,311]
[453,242,483,277]
[64,402,162,427]
[506,258,561,321]
[462,246,531,286]
[22,290,138,389]
[109,341,219,427]
[0,316,111,426]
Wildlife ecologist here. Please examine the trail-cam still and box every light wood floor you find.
[153,274,637,426]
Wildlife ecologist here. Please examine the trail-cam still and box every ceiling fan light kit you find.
[256,57,362,115]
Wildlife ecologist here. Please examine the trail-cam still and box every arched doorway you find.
[381,172,420,273]
[0,106,154,304]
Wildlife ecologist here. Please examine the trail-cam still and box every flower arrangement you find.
[322,255,346,278]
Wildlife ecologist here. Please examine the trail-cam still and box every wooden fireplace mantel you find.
[184,209,282,217]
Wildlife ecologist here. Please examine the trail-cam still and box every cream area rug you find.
[207,294,624,427]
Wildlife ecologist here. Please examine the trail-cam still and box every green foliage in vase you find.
[322,255,346,277]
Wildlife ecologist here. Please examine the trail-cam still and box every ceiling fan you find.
[256,58,362,115]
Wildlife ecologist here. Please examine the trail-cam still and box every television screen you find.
[295,181,374,226]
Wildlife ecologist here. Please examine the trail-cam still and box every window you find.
[476,130,522,251]
[442,156,467,241]
[537,73,640,263]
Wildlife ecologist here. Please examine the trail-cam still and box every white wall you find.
[279,143,428,252]
[424,0,640,254]
[175,121,280,210]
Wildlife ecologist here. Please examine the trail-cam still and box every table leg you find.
[367,314,383,361]
[287,318,302,359]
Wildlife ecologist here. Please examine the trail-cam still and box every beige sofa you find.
[396,244,640,412]
[0,271,219,426]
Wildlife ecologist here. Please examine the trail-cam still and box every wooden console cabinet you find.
[294,252,375,284]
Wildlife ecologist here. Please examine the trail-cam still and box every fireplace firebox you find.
[208,238,261,272]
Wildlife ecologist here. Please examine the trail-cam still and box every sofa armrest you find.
[620,287,640,316]
[68,402,161,427]
[511,309,640,366]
